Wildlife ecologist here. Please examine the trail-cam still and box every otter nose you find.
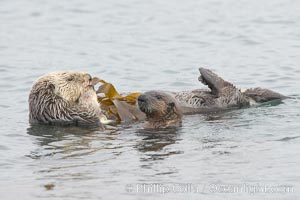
[84,73,92,82]
[90,77,100,86]
[138,94,147,103]
[88,74,92,81]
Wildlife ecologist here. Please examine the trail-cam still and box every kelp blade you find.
[97,82,122,99]
[96,79,143,123]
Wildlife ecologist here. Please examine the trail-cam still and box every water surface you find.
[0,0,300,199]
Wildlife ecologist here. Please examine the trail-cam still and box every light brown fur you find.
[28,71,104,127]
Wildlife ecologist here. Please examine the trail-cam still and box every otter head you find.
[29,71,103,127]
[138,91,182,129]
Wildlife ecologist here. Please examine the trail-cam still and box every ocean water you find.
[0,0,299,199]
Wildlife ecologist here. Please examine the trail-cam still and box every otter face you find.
[49,71,93,103]
[29,71,103,127]
[138,91,182,128]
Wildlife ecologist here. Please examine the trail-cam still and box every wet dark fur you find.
[138,91,182,129]
[174,68,287,114]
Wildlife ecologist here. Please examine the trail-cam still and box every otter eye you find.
[155,95,163,100]
[67,76,74,81]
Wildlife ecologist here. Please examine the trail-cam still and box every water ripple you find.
[1,0,300,199]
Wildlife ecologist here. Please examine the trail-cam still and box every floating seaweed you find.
[95,78,145,123]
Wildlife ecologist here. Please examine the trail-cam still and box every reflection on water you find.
[136,128,182,161]
[27,124,121,159]
[27,125,96,146]
[1,0,300,199]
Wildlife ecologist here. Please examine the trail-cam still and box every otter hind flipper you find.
[198,68,250,108]
[198,68,234,96]
[243,87,288,103]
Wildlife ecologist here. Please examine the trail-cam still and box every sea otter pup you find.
[138,68,287,128]
[28,71,105,127]
[138,91,182,129]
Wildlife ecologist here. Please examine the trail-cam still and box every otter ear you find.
[46,82,58,96]
[47,83,57,94]
[48,83,55,90]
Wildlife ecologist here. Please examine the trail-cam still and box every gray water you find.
[0,0,300,199]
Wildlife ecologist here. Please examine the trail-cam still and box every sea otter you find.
[138,91,182,129]
[138,68,287,128]
[28,71,105,127]
[29,69,287,129]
